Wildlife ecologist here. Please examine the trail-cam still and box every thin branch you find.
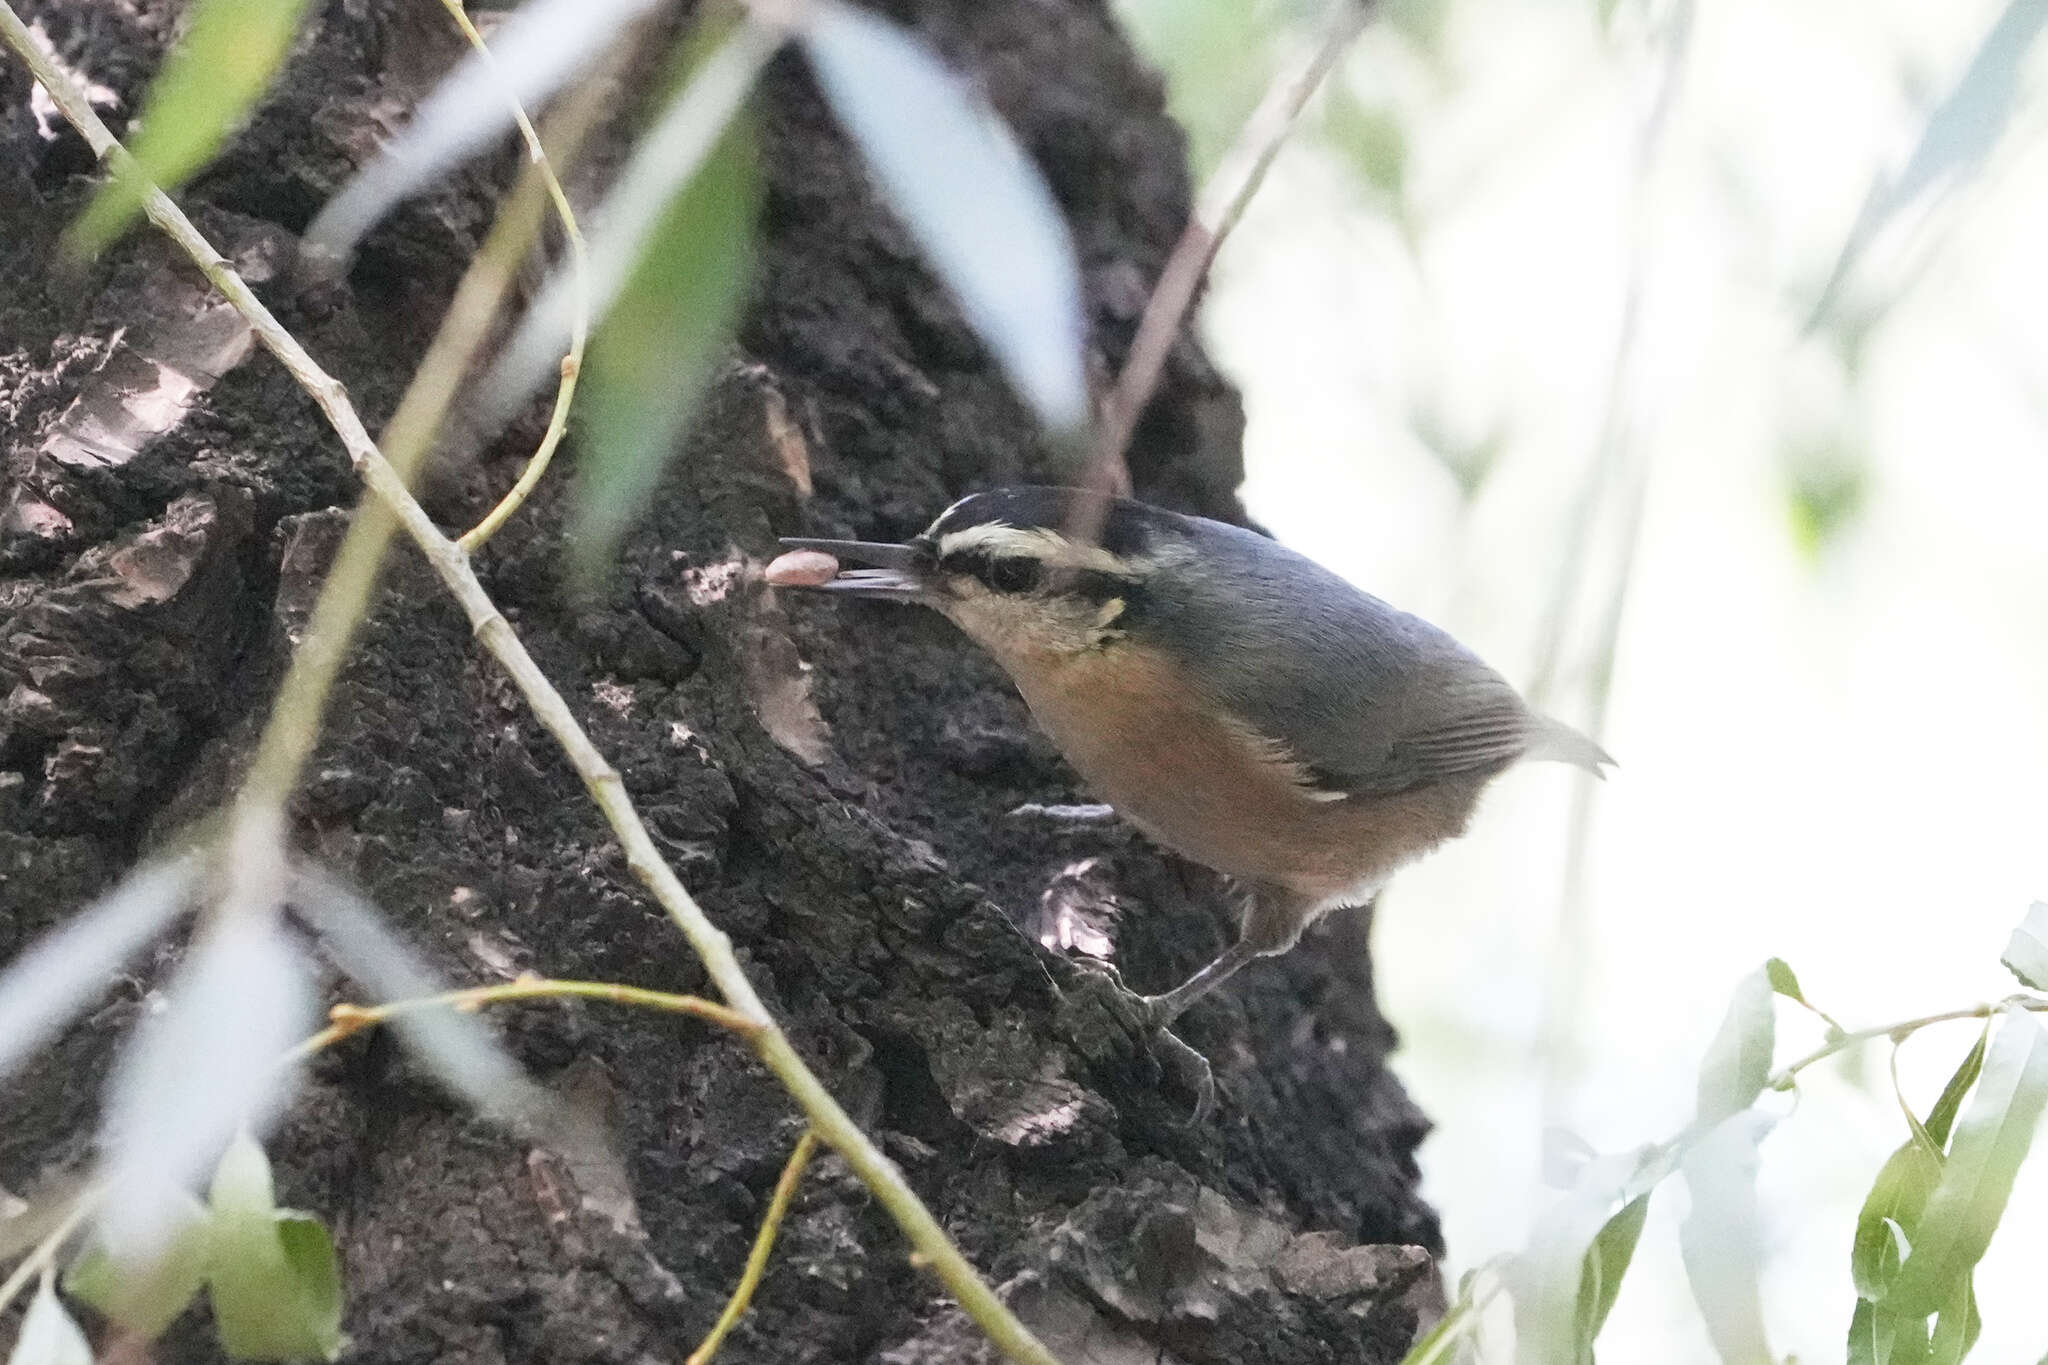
[1396,1263,1506,1365]
[1084,0,1370,504]
[1768,997,2048,1092]
[1525,0,1694,708]
[0,14,1059,1363]
[437,0,592,553]
[1536,0,1694,1121]
[687,1129,821,1365]
[209,60,603,936]
[0,1189,97,1323]
[283,977,762,1068]
[213,54,594,833]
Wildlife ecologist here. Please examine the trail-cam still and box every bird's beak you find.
[775,538,927,599]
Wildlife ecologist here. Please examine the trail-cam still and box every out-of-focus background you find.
[1114,0,2048,1358]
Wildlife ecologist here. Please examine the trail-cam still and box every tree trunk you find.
[0,1,1441,1361]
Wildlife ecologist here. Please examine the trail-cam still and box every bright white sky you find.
[1124,0,2048,1358]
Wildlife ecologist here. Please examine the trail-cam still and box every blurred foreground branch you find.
[1084,0,1371,504]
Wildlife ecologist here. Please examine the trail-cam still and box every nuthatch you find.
[778,486,1609,1026]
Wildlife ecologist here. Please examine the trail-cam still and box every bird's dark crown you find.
[910,488,1184,605]
[918,487,1166,560]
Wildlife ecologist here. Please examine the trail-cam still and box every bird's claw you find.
[1059,969,1216,1123]
[1146,1023,1217,1125]
[1136,989,1215,1124]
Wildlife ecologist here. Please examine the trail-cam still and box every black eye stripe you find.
[940,550,1042,594]
[987,558,1041,593]
[939,552,1141,606]
[1066,570,1132,604]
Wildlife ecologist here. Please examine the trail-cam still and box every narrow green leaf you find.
[1809,0,2048,327]
[64,1194,213,1339]
[1848,1298,1929,1365]
[1321,84,1407,200]
[272,1214,344,1348]
[1851,1144,1940,1301]
[206,1132,344,1361]
[1923,1027,1992,1148]
[1884,0,2048,211]
[98,914,315,1259]
[481,17,779,419]
[305,0,666,260]
[1888,1005,2048,1315]
[1904,1025,1991,1160]
[1401,1261,1507,1365]
[1765,956,1844,1033]
[1574,1194,1649,1347]
[291,869,553,1129]
[1679,1111,1777,1365]
[1508,1145,1659,1365]
[1852,1028,1990,1301]
[1925,1277,1979,1365]
[68,0,314,257]
[1399,1289,1482,1365]
[800,0,1087,433]
[1697,968,1776,1124]
[2000,902,2048,991]
[574,113,758,584]
[7,1275,92,1365]
[0,853,197,1086]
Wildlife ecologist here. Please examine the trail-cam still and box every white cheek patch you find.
[947,588,1031,642]
[945,587,1121,657]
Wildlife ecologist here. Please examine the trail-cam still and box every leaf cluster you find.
[60,1135,343,1362]
[1409,920,2048,1365]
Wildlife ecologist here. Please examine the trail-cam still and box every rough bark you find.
[0,1,1440,1362]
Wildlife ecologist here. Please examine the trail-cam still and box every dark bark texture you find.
[1,1,1440,1361]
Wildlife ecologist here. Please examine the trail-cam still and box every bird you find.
[775,485,1609,1029]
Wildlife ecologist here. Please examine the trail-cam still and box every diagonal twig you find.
[687,1129,821,1365]
[435,0,593,553]
[1534,0,1695,1119]
[285,977,763,1066]
[1083,0,1371,509]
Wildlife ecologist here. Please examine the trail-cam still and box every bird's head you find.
[778,487,1192,662]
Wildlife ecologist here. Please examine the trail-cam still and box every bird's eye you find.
[985,557,1043,594]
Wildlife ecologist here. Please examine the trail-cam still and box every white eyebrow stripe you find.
[934,522,1154,576]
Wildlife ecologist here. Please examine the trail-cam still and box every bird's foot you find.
[1144,1021,1217,1126]
[1055,968,1218,1123]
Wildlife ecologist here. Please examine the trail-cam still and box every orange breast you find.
[1004,644,1483,907]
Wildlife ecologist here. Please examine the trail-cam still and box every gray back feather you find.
[1140,514,1540,797]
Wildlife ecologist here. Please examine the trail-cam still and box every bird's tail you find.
[1524,713,1615,776]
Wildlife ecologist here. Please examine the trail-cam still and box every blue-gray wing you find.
[1142,516,1544,798]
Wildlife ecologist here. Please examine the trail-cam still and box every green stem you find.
[235,84,594,819]
[1767,996,2048,1091]
[437,0,591,553]
[284,976,762,1067]
[687,1130,820,1365]
[1086,0,1369,497]
[0,1190,97,1323]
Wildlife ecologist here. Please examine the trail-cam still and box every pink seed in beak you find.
[764,549,842,587]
